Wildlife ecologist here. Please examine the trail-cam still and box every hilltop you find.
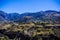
[0,10,60,23]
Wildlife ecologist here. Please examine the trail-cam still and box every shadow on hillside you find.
[0,29,60,40]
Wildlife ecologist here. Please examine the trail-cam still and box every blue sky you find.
[0,0,60,14]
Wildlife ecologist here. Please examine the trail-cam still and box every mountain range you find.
[0,10,60,24]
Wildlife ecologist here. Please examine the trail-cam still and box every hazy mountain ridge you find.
[0,10,60,40]
[0,10,60,23]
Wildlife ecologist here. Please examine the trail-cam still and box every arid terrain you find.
[0,10,60,40]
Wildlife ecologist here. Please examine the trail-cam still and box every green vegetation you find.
[0,21,60,40]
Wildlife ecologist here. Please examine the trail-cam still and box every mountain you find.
[6,13,21,22]
[20,10,60,23]
[0,10,60,23]
[0,11,7,23]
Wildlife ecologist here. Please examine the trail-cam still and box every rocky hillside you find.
[0,10,60,23]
